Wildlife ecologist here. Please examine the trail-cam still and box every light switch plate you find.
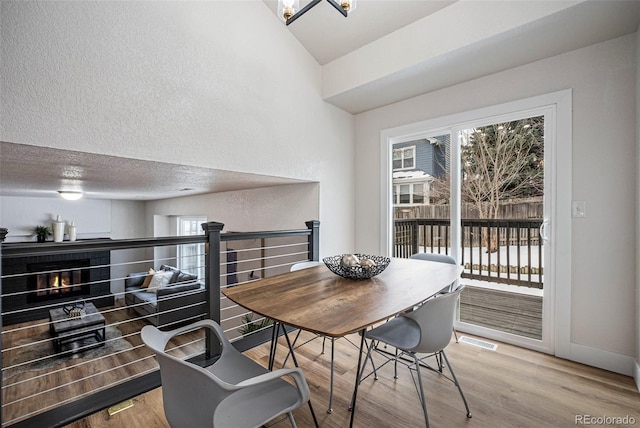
[572,200,586,218]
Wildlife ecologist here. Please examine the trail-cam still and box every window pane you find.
[178,217,206,280]
[403,147,414,168]
[399,184,410,204]
[413,183,424,204]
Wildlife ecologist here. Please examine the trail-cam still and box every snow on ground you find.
[419,246,544,297]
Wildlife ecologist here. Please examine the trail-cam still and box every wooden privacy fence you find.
[394,199,543,220]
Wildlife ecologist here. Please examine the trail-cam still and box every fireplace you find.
[28,260,90,302]
[2,249,114,325]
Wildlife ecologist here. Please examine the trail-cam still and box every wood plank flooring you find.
[67,329,640,428]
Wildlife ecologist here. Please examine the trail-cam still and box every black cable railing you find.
[0,220,320,427]
[394,218,543,289]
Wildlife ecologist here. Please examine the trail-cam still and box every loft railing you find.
[0,220,319,427]
[394,218,543,289]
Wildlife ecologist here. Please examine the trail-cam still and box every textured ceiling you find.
[0,142,308,200]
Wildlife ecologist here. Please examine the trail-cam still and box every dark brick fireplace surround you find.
[1,245,114,325]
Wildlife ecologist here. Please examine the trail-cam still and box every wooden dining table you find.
[223,256,463,427]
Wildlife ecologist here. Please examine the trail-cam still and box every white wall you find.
[1,1,355,258]
[354,34,637,373]
[109,200,148,298]
[110,200,147,240]
[144,183,319,234]
[0,196,111,242]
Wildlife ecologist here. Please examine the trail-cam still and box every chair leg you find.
[367,339,378,380]
[435,351,444,373]
[288,412,297,428]
[453,326,459,343]
[440,350,472,418]
[394,347,399,379]
[412,353,430,428]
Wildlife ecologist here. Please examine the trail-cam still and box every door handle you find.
[539,220,550,242]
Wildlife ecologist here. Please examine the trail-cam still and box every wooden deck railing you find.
[394,218,543,289]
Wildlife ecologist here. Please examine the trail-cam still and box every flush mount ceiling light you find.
[58,191,83,201]
[278,0,357,25]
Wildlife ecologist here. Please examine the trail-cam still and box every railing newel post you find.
[412,220,419,256]
[305,220,320,261]
[202,221,224,359]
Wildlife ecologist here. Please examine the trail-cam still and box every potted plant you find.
[33,226,51,243]
[237,313,274,335]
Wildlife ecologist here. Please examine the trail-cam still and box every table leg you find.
[97,326,106,347]
[349,328,367,428]
[281,325,319,428]
[268,321,279,370]
[328,337,335,413]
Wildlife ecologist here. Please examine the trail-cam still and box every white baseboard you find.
[566,343,634,377]
[457,325,637,379]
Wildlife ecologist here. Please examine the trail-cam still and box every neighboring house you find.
[392,136,448,206]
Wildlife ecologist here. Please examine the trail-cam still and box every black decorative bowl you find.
[323,254,391,280]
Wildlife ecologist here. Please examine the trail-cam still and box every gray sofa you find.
[125,264,206,328]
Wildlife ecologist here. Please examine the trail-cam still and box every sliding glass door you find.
[385,97,562,354]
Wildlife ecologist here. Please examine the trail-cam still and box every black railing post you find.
[202,221,224,358]
[0,228,6,424]
[305,220,320,261]
[412,220,419,256]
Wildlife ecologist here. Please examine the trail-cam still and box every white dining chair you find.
[355,285,471,427]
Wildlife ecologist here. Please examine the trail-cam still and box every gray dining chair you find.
[410,252,460,342]
[141,319,311,428]
[356,285,471,428]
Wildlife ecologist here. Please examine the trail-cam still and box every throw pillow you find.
[147,270,173,293]
[141,268,155,288]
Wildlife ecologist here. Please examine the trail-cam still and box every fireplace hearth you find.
[2,248,114,325]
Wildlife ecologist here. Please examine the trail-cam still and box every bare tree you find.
[461,117,544,220]
[427,117,544,252]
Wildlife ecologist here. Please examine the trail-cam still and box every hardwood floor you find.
[67,329,640,428]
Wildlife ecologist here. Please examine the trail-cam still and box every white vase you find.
[52,215,65,242]
[68,223,77,242]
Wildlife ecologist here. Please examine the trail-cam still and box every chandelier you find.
[278,0,357,25]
